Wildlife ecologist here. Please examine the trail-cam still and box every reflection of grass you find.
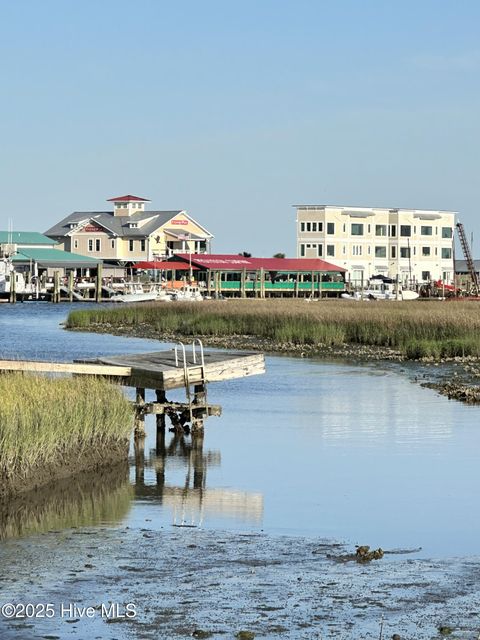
[67,299,480,359]
[0,374,133,476]
[0,462,133,540]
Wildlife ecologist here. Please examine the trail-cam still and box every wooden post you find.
[311,270,315,298]
[192,383,206,435]
[134,387,146,438]
[95,263,103,303]
[9,268,16,304]
[294,272,299,298]
[134,436,145,485]
[260,267,265,299]
[207,269,212,297]
[241,268,246,298]
[53,270,60,303]
[68,270,74,302]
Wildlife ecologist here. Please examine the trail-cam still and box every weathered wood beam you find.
[0,360,131,376]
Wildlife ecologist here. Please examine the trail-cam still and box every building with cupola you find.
[45,194,214,268]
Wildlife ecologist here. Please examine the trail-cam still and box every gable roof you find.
[45,210,184,238]
[107,194,150,202]
[0,231,55,245]
[174,254,346,273]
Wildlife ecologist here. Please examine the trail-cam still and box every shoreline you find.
[0,439,129,501]
[68,322,480,403]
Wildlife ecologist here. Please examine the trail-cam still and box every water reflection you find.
[0,462,133,541]
[132,432,264,527]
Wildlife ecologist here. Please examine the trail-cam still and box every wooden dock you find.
[0,343,265,436]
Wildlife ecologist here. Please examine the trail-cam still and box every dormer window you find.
[129,222,138,228]
[69,223,77,229]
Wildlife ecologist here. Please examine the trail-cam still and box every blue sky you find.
[1,0,479,256]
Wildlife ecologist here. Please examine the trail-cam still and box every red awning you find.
[132,261,198,270]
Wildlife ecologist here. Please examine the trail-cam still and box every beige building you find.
[45,195,213,266]
[295,205,456,285]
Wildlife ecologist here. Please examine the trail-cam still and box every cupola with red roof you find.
[107,194,150,217]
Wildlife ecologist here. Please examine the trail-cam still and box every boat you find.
[341,277,419,301]
[170,285,204,302]
[0,260,36,299]
[110,282,160,303]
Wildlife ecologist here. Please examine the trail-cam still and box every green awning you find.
[11,248,101,268]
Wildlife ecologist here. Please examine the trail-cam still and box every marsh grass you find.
[0,374,133,478]
[66,299,480,359]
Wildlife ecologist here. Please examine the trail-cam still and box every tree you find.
[238,251,252,257]
[273,252,286,259]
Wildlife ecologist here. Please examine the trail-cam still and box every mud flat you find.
[1,527,480,639]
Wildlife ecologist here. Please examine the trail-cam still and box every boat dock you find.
[0,342,265,437]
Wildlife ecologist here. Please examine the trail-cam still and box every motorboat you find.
[110,282,159,303]
[170,285,204,302]
[341,278,419,301]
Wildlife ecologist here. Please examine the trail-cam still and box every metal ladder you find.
[174,339,208,425]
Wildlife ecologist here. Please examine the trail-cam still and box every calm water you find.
[1,303,479,556]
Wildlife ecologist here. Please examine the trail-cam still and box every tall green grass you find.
[0,374,133,478]
[66,299,480,359]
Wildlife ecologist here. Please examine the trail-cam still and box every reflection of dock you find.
[133,432,264,526]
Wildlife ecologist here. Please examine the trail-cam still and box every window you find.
[352,245,362,256]
[306,244,311,248]
[342,245,346,255]
[312,222,317,232]
[141,239,146,252]
[391,246,396,258]
[129,239,134,252]
[88,239,93,252]
[111,239,115,249]
[390,224,396,237]
[300,222,305,232]
[400,247,411,258]
[317,245,323,257]
[129,222,138,228]
[300,244,305,257]
[421,226,432,236]
[351,223,364,236]
[327,245,335,257]
[306,222,311,232]
[327,222,335,234]
[442,247,452,259]
[422,271,431,281]
[318,222,323,232]
[400,225,411,237]
[422,246,431,256]
[375,246,387,258]
[375,225,387,236]
[442,227,453,238]
[95,238,101,252]
[73,239,78,249]
[343,224,346,232]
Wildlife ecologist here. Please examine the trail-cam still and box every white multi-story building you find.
[295,205,456,285]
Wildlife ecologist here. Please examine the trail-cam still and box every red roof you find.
[107,195,150,202]
[174,254,346,272]
[133,261,198,270]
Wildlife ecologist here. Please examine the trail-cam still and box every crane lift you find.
[456,222,480,296]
